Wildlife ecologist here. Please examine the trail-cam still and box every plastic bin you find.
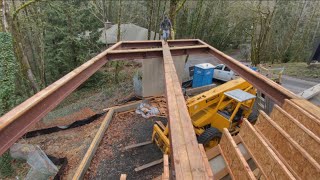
[192,63,214,88]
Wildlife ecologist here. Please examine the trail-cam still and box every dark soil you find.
[85,111,167,180]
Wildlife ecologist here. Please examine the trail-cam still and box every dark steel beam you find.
[197,39,298,105]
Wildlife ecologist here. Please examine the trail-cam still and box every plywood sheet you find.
[240,120,295,179]
[282,99,320,138]
[255,111,320,179]
[270,105,320,163]
[219,128,255,180]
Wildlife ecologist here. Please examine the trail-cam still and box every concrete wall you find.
[142,55,187,97]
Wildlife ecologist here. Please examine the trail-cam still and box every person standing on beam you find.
[160,16,172,43]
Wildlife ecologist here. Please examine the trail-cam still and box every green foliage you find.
[0,152,14,178]
[0,33,19,116]
[43,1,101,84]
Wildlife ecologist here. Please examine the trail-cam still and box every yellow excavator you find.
[152,78,256,154]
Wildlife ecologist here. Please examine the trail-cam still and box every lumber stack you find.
[207,98,320,179]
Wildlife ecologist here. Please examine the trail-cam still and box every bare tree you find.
[169,0,186,39]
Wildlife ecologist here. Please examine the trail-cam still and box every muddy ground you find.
[85,111,166,180]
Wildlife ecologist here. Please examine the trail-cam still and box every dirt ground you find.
[12,109,104,180]
[85,111,166,180]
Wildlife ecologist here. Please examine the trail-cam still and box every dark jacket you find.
[161,18,172,31]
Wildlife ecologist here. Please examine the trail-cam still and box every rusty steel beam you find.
[107,45,209,60]
[197,39,298,105]
[117,39,201,50]
[0,42,121,155]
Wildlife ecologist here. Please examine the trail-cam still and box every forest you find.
[0,0,320,116]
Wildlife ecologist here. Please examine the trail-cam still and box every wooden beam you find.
[240,120,295,179]
[255,111,320,179]
[72,108,115,180]
[162,154,169,180]
[282,99,320,137]
[199,144,214,179]
[134,159,163,172]
[270,105,320,163]
[219,128,256,179]
[291,99,320,122]
[120,174,127,180]
[298,84,320,100]
[124,141,152,150]
[162,41,212,179]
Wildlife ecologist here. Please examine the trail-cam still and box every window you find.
[214,65,223,70]
[224,66,231,72]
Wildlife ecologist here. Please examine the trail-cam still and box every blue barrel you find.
[192,63,214,88]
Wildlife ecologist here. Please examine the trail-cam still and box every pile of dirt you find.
[31,108,96,131]
[85,111,166,180]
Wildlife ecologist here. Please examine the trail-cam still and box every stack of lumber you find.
[207,98,320,179]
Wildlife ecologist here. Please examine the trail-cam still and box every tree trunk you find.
[117,0,122,42]
[153,0,161,40]
[1,0,9,32]
[115,0,122,84]
[147,0,154,40]
[169,0,186,39]
[19,43,40,93]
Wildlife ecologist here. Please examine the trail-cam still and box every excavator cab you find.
[196,89,256,148]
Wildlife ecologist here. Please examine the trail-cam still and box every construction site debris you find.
[134,158,163,172]
[10,143,58,180]
[136,102,160,118]
[124,141,152,151]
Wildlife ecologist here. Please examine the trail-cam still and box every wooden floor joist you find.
[134,159,164,172]
[162,41,212,179]
[239,120,295,179]
[162,154,170,180]
[72,101,142,180]
[72,108,115,180]
[219,128,256,179]
[270,105,320,163]
[282,99,320,137]
[291,99,320,119]
[255,111,320,179]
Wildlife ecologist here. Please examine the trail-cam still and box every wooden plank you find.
[162,154,169,180]
[162,41,211,179]
[255,111,320,179]
[206,146,221,160]
[270,105,320,163]
[72,108,115,180]
[124,141,152,150]
[240,119,295,180]
[134,159,163,172]
[298,84,320,100]
[219,128,256,179]
[120,174,127,180]
[282,99,320,138]
[199,144,214,179]
[291,98,320,121]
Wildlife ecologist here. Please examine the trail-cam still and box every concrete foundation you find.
[142,55,187,97]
